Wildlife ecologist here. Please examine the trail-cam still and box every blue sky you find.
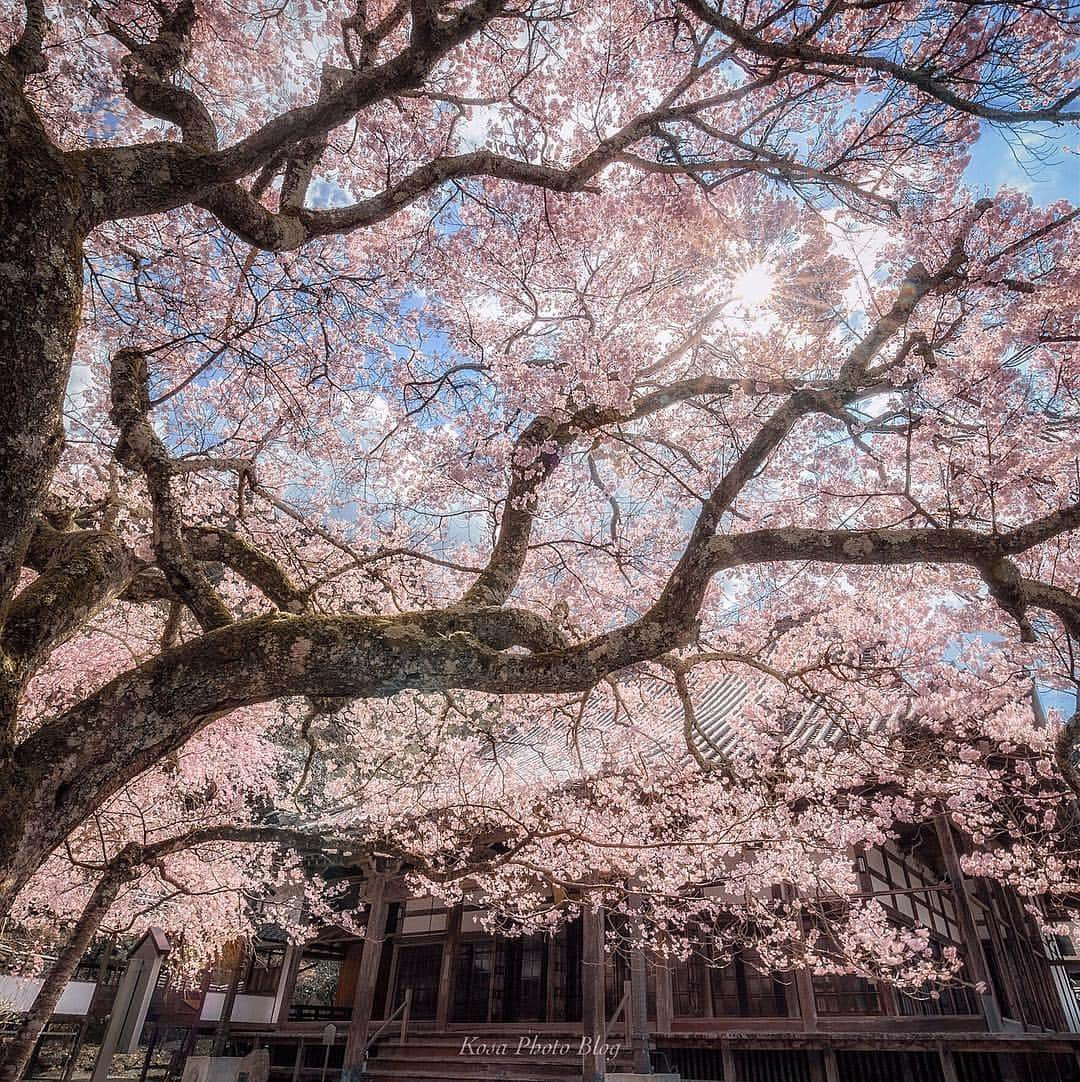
[966,123,1078,204]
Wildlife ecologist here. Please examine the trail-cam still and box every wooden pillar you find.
[546,931,558,1024]
[435,903,462,1028]
[822,1046,840,1082]
[343,875,389,1082]
[654,955,674,1036]
[91,930,170,1082]
[721,1039,737,1081]
[934,815,1003,1032]
[581,905,606,1082]
[274,944,302,1024]
[628,943,651,1073]
[938,1045,960,1082]
[624,891,652,1074]
[790,881,820,1036]
[212,941,247,1055]
[795,968,819,1033]
[878,981,900,1017]
[701,953,715,1020]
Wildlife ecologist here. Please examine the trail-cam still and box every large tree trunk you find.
[0,851,137,1082]
[0,70,86,909]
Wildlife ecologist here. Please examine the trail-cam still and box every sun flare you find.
[730,261,776,309]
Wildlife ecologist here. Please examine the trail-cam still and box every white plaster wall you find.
[0,976,96,1015]
[198,992,276,1024]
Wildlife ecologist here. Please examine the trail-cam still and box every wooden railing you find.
[364,987,412,1054]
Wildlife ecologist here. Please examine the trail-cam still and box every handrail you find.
[363,987,413,1053]
[607,979,632,1046]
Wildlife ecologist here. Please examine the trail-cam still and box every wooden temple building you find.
[8,679,1080,1082]
[8,814,1080,1082]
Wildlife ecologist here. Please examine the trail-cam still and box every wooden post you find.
[822,1046,840,1082]
[545,930,558,1024]
[795,968,819,1033]
[400,988,412,1045]
[626,891,652,1074]
[628,953,650,1071]
[934,815,1003,1032]
[938,1045,960,1082]
[90,930,170,1082]
[342,874,389,1082]
[274,945,302,1025]
[581,904,606,1082]
[721,1039,737,1081]
[212,941,247,1055]
[654,955,674,1036]
[435,903,462,1028]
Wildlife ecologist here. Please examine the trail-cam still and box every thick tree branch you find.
[110,348,232,631]
[184,526,309,614]
[0,529,139,727]
[461,374,824,608]
[80,16,781,250]
[75,0,512,227]
[189,85,778,249]
[8,492,1076,906]
[462,239,978,612]
[5,0,49,79]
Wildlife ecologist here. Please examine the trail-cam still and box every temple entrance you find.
[499,936,547,1022]
[452,940,494,1023]
[451,923,584,1024]
[393,944,442,1020]
[451,938,546,1022]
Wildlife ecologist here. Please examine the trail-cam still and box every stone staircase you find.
[361,1028,636,1081]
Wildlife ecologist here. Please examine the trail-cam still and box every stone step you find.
[368,1060,594,1078]
[364,1072,582,1082]
[364,1036,635,1082]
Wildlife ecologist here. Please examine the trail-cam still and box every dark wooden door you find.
[501,936,547,1022]
[393,944,443,1020]
[452,940,493,1023]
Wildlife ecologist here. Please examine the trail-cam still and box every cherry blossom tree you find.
[0,0,1079,1025]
